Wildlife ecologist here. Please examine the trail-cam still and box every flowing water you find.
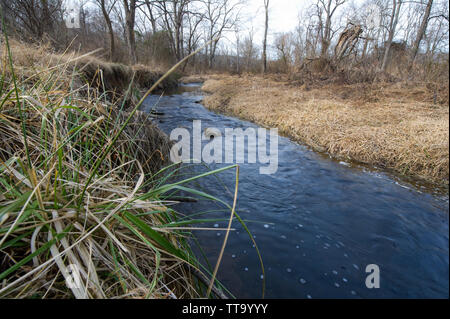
[143,83,449,299]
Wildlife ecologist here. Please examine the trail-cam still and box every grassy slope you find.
[0,40,239,299]
[202,74,449,187]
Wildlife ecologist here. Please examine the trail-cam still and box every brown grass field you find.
[200,74,449,187]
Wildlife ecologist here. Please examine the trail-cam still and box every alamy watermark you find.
[169,120,279,175]
[63,0,81,29]
[365,264,380,289]
[66,263,82,289]
[364,4,382,30]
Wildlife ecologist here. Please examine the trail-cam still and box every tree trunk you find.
[361,37,369,60]
[236,32,240,74]
[320,0,332,58]
[145,0,157,34]
[262,0,269,73]
[381,0,402,72]
[320,18,331,58]
[41,0,53,36]
[123,0,137,64]
[410,0,433,64]
[100,0,115,61]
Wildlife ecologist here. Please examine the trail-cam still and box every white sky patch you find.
[236,0,309,46]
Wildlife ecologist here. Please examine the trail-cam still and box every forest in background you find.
[0,0,448,84]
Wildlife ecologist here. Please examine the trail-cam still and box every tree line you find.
[0,0,448,79]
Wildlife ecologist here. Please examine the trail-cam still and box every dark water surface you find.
[143,83,449,299]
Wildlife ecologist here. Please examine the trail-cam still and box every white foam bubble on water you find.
[231,254,236,258]
[244,267,249,271]
[263,224,270,229]
[306,294,312,299]
[287,268,292,273]
[342,278,348,282]
[353,264,359,270]
[395,181,412,191]
[214,224,219,228]
[299,278,307,284]
[332,270,338,275]
[281,235,287,239]
[334,283,340,288]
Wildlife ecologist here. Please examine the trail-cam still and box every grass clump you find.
[0,37,234,299]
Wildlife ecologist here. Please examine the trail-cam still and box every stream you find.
[142,83,449,299]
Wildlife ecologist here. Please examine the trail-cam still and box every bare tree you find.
[425,0,449,57]
[94,0,117,61]
[182,8,204,70]
[292,24,306,65]
[274,32,293,72]
[0,0,62,41]
[143,0,158,34]
[410,0,434,64]
[154,0,191,61]
[235,26,241,73]
[202,0,242,68]
[381,0,403,71]
[302,7,321,58]
[122,0,138,64]
[316,0,347,58]
[1,0,447,78]
[241,28,257,72]
[262,0,269,72]
[334,23,363,62]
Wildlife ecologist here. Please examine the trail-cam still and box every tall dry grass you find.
[2,40,179,104]
[0,37,247,299]
[202,74,449,186]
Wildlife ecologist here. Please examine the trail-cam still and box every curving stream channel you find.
[143,83,449,299]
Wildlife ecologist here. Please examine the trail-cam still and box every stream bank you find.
[200,75,449,189]
[143,83,449,299]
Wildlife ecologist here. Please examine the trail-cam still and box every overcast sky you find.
[216,0,324,56]
[238,0,309,43]
[76,0,447,54]
[220,0,374,56]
